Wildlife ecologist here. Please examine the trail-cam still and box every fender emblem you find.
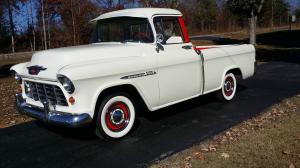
[121,71,157,79]
[27,65,47,75]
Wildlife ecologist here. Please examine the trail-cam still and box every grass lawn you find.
[151,96,300,168]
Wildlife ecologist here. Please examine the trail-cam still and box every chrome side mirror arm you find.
[156,34,164,53]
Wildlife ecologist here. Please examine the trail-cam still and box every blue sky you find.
[13,1,36,33]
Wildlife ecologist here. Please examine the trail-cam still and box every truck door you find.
[154,16,203,106]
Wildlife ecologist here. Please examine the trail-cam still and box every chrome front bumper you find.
[15,93,92,127]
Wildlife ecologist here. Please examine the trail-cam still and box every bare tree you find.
[138,0,156,7]
[41,0,47,49]
[163,0,180,8]
[26,1,33,51]
[6,0,15,53]
[127,0,135,8]
[46,0,51,48]
[249,0,264,44]
[71,0,76,45]
[29,0,36,51]
[96,0,114,8]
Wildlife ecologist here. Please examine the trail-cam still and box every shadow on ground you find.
[256,29,300,48]
[0,64,14,78]
[0,57,30,78]
[255,30,300,64]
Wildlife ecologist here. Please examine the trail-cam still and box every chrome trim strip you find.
[24,81,68,106]
[20,75,57,82]
[121,71,157,79]
[198,51,206,94]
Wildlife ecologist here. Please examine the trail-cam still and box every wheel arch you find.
[92,83,150,120]
[226,68,243,77]
[220,67,242,87]
[214,66,243,93]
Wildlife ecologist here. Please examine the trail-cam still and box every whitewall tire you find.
[220,73,237,101]
[95,93,135,140]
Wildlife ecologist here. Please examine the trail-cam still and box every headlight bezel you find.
[57,75,75,94]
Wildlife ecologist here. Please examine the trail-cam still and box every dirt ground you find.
[0,77,32,128]
[0,56,32,128]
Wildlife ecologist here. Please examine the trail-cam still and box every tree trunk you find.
[7,0,15,53]
[26,3,33,51]
[71,0,76,45]
[30,0,36,51]
[248,0,264,45]
[46,0,50,48]
[40,24,43,50]
[249,10,257,45]
[271,0,274,28]
[41,0,47,50]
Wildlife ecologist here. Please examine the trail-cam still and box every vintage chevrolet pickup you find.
[11,8,255,139]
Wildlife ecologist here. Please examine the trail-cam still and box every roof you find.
[91,8,182,22]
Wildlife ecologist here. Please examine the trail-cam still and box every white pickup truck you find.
[11,8,255,139]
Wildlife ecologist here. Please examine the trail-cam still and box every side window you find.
[126,22,154,43]
[154,17,184,44]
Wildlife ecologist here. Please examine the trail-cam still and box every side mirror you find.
[156,34,164,53]
[156,34,164,44]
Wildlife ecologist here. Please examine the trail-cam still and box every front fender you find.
[59,72,158,118]
[90,80,153,116]
[10,62,29,75]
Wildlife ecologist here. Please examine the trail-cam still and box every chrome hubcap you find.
[224,76,234,96]
[110,109,125,125]
[105,102,130,132]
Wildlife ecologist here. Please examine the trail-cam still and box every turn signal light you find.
[17,85,22,93]
[68,96,75,105]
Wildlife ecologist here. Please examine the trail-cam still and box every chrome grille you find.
[24,81,68,106]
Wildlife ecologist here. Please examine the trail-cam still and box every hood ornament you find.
[27,65,47,75]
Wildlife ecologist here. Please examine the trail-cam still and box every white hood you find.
[22,43,145,80]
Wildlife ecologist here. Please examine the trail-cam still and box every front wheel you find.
[218,73,237,101]
[95,93,136,140]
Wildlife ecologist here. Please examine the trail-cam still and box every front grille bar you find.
[24,81,68,106]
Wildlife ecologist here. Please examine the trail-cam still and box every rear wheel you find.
[95,93,136,140]
[218,73,237,101]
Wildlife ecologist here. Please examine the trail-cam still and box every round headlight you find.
[57,75,75,94]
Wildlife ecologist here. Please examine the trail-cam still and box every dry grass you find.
[151,96,300,168]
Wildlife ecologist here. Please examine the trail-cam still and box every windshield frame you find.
[94,16,155,44]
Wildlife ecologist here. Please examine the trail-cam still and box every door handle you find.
[182,45,192,50]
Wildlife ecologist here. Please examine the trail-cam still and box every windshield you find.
[94,17,154,43]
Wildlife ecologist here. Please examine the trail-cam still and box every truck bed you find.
[194,44,256,94]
